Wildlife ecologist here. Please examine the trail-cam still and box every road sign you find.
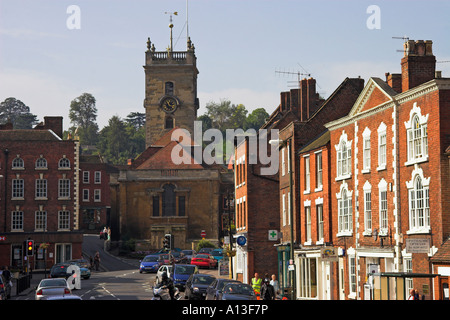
[201,230,206,238]
[0,236,6,241]
[236,236,247,246]
[268,230,278,241]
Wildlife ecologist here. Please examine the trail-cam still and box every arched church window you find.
[162,184,176,216]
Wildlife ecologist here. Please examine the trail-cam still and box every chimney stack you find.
[401,40,436,92]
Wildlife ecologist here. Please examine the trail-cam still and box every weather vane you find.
[165,11,178,52]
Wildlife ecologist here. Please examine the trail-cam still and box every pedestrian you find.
[94,251,100,271]
[260,274,275,300]
[414,288,420,300]
[89,256,93,270]
[408,289,416,300]
[270,274,280,298]
[251,272,262,295]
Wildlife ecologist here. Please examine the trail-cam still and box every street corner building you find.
[0,117,82,270]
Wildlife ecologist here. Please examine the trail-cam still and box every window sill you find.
[406,227,431,235]
[404,156,428,167]
[361,169,370,174]
[335,174,351,182]
[337,231,353,237]
[376,165,386,171]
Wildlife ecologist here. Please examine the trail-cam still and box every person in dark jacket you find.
[260,274,275,300]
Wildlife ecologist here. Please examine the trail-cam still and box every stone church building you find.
[110,36,233,250]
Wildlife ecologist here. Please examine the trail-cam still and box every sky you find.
[1,0,449,131]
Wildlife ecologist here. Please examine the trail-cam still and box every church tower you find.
[143,24,199,148]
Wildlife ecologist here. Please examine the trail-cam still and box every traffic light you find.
[26,240,34,256]
[163,234,174,251]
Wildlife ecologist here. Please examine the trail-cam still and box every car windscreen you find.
[143,256,159,262]
[174,265,196,274]
[193,276,215,285]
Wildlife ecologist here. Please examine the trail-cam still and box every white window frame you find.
[406,164,431,234]
[94,189,101,202]
[316,201,324,243]
[12,178,24,199]
[35,210,47,231]
[83,189,89,202]
[35,178,48,199]
[304,155,310,193]
[378,178,388,235]
[281,147,286,176]
[348,254,357,299]
[315,151,323,190]
[58,179,71,199]
[363,180,372,235]
[336,181,353,236]
[83,171,89,183]
[282,193,286,226]
[304,200,312,245]
[58,210,70,230]
[362,127,371,173]
[405,102,429,166]
[11,211,24,231]
[377,122,387,171]
[94,171,101,184]
[12,157,24,169]
[335,131,352,180]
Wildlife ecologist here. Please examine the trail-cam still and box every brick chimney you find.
[34,116,63,139]
[385,72,402,93]
[401,40,436,92]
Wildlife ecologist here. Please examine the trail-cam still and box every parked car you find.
[210,249,224,262]
[68,259,91,279]
[198,247,214,254]
[139,255,162,273]
[181,250,196,263]
[184,274,216,300]
[171,251,188,264]
[35,278,71,300]
[190,254,217,269]
[40,294,82,300]
[49,263,72,279]
[159,253,175,264]
[171,264,198,290]
[155,265,173,284]
[0,272,12,300]
[205,278,240,300]
[219,282,257,300]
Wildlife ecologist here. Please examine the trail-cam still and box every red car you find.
[190,254,217,269]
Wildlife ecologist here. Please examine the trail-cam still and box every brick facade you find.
[0,117,82,270]
[323,40,450,300]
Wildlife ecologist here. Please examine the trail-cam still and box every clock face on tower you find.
[161,96,178,113]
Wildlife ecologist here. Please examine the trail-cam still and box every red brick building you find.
[233,133,279,284]
[325,40,450,300]
[256,77,364,297]
[0,117,82,271]
[79,154,118,234]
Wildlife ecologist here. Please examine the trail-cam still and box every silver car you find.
[35,278,71,300]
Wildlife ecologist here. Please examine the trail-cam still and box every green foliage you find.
[196,239,216,251]
[69,93,99,145]
[0,97,39,129]
[97,115,145,165]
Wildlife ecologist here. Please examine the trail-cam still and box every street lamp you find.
[269,138,296,300]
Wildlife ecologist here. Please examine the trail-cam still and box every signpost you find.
[201,230,206,239]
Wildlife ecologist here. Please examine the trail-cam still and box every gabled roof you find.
[0,129,62,141]
[348,77,397,117]
[298,130,330,154]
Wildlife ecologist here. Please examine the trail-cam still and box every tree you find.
[69,93,99,145]
[244,108,269,130]
[125,112,145,129]
[97,115,145,165]
[0,97,39,129]
[205,100,248,133]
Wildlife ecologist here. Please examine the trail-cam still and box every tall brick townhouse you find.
[0,117,81,271]
[249,77,364,298]
[324,40,450,300]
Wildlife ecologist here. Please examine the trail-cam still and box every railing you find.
[15,274,32,295]
[150,51,187,61]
